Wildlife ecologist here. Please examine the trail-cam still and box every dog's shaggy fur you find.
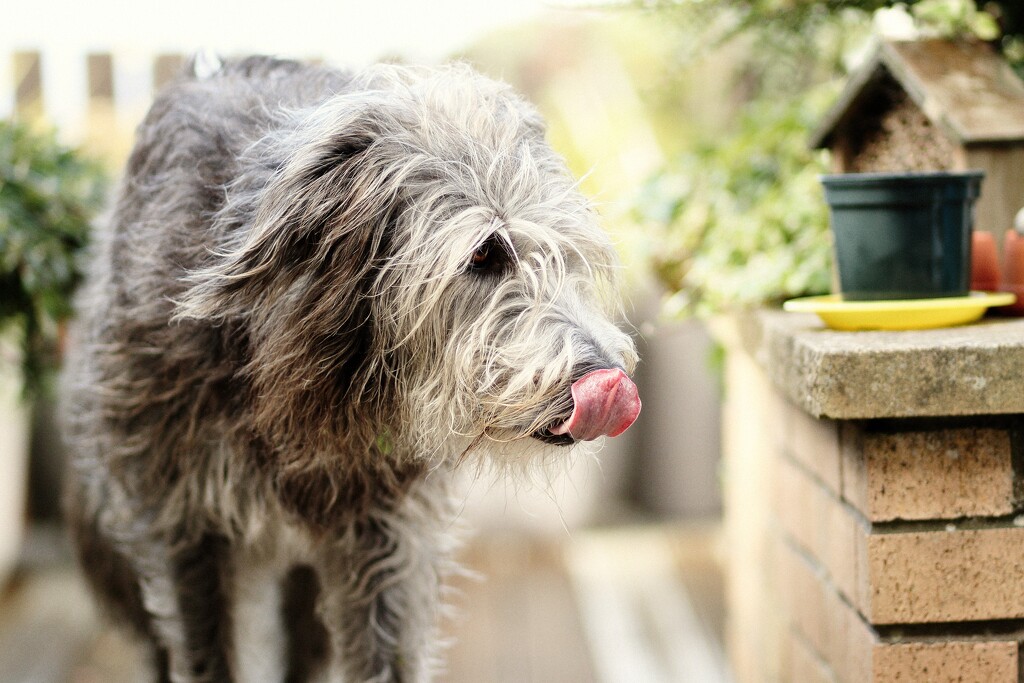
[62,56,638,683]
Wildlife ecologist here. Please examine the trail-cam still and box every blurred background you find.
[2,1,1022,681]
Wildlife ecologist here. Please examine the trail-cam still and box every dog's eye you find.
[472,243,491,267]
[469,236,509,275]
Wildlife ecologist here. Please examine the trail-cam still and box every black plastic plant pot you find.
[821,171,984,301]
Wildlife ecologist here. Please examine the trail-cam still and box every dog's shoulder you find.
[139,54,351,137]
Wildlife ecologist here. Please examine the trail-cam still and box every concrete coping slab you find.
[716,310,1024,419]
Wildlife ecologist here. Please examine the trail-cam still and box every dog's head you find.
[176,63,639,462]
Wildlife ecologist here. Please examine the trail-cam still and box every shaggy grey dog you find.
[63,56,640,683]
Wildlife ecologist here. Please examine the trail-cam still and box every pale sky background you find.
[2,0,569,62]
[1,0,604,141]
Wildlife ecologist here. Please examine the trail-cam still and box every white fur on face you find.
[337,67,639,462]
[378,184,637,464]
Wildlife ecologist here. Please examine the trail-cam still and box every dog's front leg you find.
[314,508,449,682]
[131,531,235,683]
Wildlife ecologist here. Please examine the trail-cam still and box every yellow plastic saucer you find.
[782,292,1016,331]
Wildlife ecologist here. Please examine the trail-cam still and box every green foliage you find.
[636,94,834,317]
[632,3,864,316]
[636,0,1016,41]
[911,0,1000,40]
[0,120,106,397]
[635,0,1024,317]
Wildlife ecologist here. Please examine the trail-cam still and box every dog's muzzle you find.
[533,368,641,446]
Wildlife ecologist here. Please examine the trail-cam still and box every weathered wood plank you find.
[153,53,185,92]
[86,53,113,101]
[13,51,43,121]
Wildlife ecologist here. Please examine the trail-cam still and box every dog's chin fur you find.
[62,55,637,683]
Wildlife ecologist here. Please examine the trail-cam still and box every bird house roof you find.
[810,39,1024,148]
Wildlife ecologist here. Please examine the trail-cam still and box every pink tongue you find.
[549,369,641,441]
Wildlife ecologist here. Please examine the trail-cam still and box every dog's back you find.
[66,55,357,472]
[62,56,357,676]
[113,56,353,294]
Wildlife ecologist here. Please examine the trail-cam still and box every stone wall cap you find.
[725,310,1024,419]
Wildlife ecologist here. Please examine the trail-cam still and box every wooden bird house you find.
[810,39,1024,239]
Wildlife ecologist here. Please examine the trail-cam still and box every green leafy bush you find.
[636,93,835,317]
[635,0,1024,318]
[0,121,106,397]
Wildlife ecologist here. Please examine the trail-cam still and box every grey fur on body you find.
[63,55,638,683]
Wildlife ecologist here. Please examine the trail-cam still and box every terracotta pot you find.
[1001,230,1024,315]
[971,231,1000,292]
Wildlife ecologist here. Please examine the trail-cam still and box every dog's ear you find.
[174,97,395,323]
[174,98,405,447]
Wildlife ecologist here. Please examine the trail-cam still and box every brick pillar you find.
[718,310,1024,683]
[769,405,1023,682]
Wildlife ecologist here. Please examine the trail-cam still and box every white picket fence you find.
[3,50,190,165]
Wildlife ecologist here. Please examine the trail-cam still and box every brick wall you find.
[723,347,1024,683]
